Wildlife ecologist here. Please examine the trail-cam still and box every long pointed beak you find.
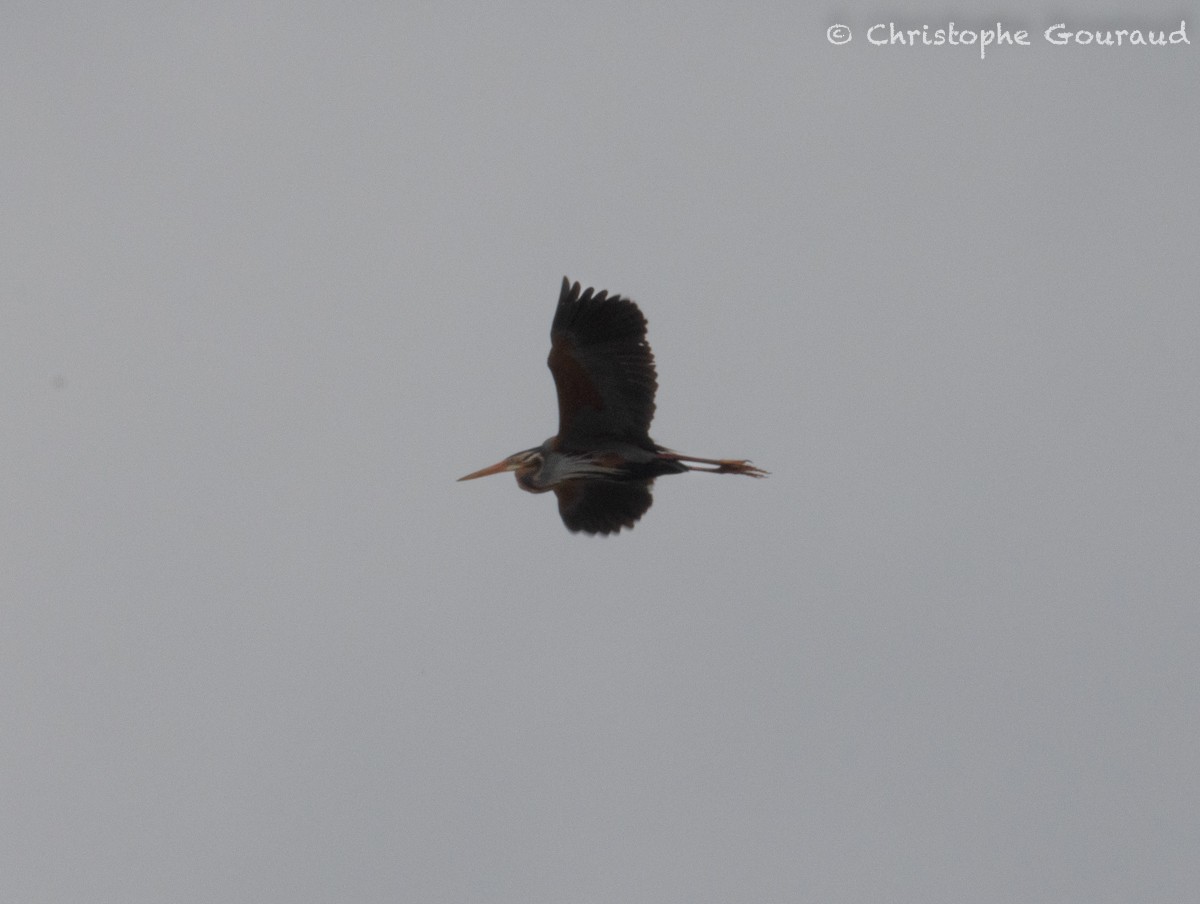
[457,457,518,481]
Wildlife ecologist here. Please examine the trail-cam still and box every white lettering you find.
[1044,21,1187,47]
[1045,23,1069,45]
[862,20,1186,53]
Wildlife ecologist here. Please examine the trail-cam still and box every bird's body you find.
[459,278,765,534]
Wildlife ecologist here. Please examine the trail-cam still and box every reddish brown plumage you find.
[553,479,654,535]
[548,278,659,451]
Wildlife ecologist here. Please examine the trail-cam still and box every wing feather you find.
[548,277,659,449]
[553,479,654,535]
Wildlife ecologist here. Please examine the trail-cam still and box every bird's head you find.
[457,448,545,491]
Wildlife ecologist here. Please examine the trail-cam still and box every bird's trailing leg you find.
[658,451,768,477]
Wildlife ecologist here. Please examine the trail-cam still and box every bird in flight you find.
[459,277,766,534]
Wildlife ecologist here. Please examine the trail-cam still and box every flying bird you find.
[459,277,766,534]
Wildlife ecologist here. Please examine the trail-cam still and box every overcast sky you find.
[3,3,1198,902]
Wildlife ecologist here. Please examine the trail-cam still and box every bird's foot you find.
[708,459,769,477]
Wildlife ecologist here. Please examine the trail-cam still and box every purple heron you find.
[459,277,766,534]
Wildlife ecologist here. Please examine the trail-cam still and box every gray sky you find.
[3,3,1198,902]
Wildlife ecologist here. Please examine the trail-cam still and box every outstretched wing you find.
[553,479,654,535]
[548,277,658,449]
